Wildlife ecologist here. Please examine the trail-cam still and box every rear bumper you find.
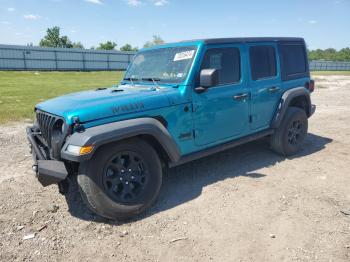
[310,104,316,117]
[26,126,68,187]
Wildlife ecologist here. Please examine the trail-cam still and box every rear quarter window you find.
[279,43,309,81]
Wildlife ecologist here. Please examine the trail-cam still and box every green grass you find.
[1,70,349,124]
[311,71,350,75]
[0,71,124,123]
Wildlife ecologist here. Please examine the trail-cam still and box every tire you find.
[270,106,308,156]
[77,138,162,220]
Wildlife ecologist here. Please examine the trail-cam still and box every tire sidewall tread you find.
[271,107,308,156]
[78,138,162,220]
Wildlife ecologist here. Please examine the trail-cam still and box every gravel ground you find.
[0,75,350,262]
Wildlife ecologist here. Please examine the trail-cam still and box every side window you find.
[280,44,307,79]
[249,45,277,80]
[201,47,241,85]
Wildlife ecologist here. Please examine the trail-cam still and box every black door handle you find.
[233,93,248,100]
[268,86,281,93]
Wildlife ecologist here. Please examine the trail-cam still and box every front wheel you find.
[77,138,162,220]
[270,107,308,156]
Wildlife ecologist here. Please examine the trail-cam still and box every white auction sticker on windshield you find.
[174,50,195,61]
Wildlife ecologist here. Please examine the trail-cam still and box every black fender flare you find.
[60,117,181,163]
[271,87,312,129]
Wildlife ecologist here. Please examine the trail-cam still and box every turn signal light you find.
[66,145,94,155]
[79,145,94,155]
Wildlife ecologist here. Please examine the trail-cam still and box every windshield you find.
[124,46,197,84]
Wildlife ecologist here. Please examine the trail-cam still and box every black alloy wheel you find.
[102,151,148,204]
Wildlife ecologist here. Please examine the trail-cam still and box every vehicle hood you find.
[35,84,187,124]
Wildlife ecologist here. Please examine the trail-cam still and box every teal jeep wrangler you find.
[27,37,315,220]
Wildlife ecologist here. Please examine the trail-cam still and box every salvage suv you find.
[27,37,315,220]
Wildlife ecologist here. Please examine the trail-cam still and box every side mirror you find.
[195,69,219,93]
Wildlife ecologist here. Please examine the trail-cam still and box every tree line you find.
[308,48,350,62]
[38,26,164,51]
[37,27,350,61]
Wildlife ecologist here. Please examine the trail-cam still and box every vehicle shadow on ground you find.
[64,133,332,224]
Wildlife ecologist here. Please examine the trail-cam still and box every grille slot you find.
[36,110,58,146]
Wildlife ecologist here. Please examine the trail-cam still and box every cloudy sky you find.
[0,0,349,49]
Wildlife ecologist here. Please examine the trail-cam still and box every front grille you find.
[36,110,59,146]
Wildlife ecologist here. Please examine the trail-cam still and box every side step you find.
[170,129,274,167]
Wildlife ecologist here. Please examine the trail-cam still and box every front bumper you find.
[26,126,68,187]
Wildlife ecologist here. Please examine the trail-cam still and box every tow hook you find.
[32,164,38,173]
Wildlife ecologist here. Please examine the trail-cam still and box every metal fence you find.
[0,44,136,71]
[1,44,350,71]
[309,60,350,71]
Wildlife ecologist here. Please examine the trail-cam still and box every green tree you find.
[309,47,350,62]
[308,49,323,60]
[120,43,138,51]
[338,48,350,61]
[72,41,84,49]
[97,41,117,50]
[60,35,73,48]
[39,26,76,48]
[143,35,165,48]
[308,47,350,61]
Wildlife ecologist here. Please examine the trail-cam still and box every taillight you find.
[305,80,315,92]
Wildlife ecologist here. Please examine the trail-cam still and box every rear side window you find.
[201,47,241,85]
[249,45,277,80]
[279,44,307,80]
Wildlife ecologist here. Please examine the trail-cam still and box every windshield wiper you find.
[123,77,139,86]
[142,77,161,89]
[141,77,161,82]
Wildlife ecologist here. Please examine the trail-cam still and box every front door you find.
[192,45,250,146]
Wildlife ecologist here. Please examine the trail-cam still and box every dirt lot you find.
[1,75,350,262]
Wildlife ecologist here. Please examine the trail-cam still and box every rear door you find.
[248,43,282,130]
[192,44,250,146]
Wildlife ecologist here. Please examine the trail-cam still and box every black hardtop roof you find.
[183,37,305,45]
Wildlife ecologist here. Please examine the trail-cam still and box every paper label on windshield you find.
[174,50,195,61]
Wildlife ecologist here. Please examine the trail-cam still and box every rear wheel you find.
[77,138,162,220]
[270,107,308,156]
